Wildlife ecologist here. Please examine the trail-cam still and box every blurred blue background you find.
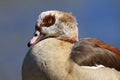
[0,0,120,80]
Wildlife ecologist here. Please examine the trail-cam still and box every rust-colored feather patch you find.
[59,38,78,43]
[93,39,120,59]
[36,15,56,31]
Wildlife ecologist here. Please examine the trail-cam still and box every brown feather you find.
[92,39,120,59]
[71,38,120,71]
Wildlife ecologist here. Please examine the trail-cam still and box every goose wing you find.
[71,38,120,71]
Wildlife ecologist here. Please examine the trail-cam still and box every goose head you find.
[28,10,78,47]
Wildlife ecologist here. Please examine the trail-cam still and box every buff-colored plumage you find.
[22,38,120,80]
[22,10,120,80]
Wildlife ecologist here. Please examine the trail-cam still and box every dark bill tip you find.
[27,42,31,47]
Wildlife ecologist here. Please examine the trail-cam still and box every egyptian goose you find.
[22,10,120,80]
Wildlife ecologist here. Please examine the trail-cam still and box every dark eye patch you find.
[42,15,56,27]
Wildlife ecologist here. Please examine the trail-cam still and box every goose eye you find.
[34,33,37,36]
[43,15,56,27]
[34,30,40,37]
